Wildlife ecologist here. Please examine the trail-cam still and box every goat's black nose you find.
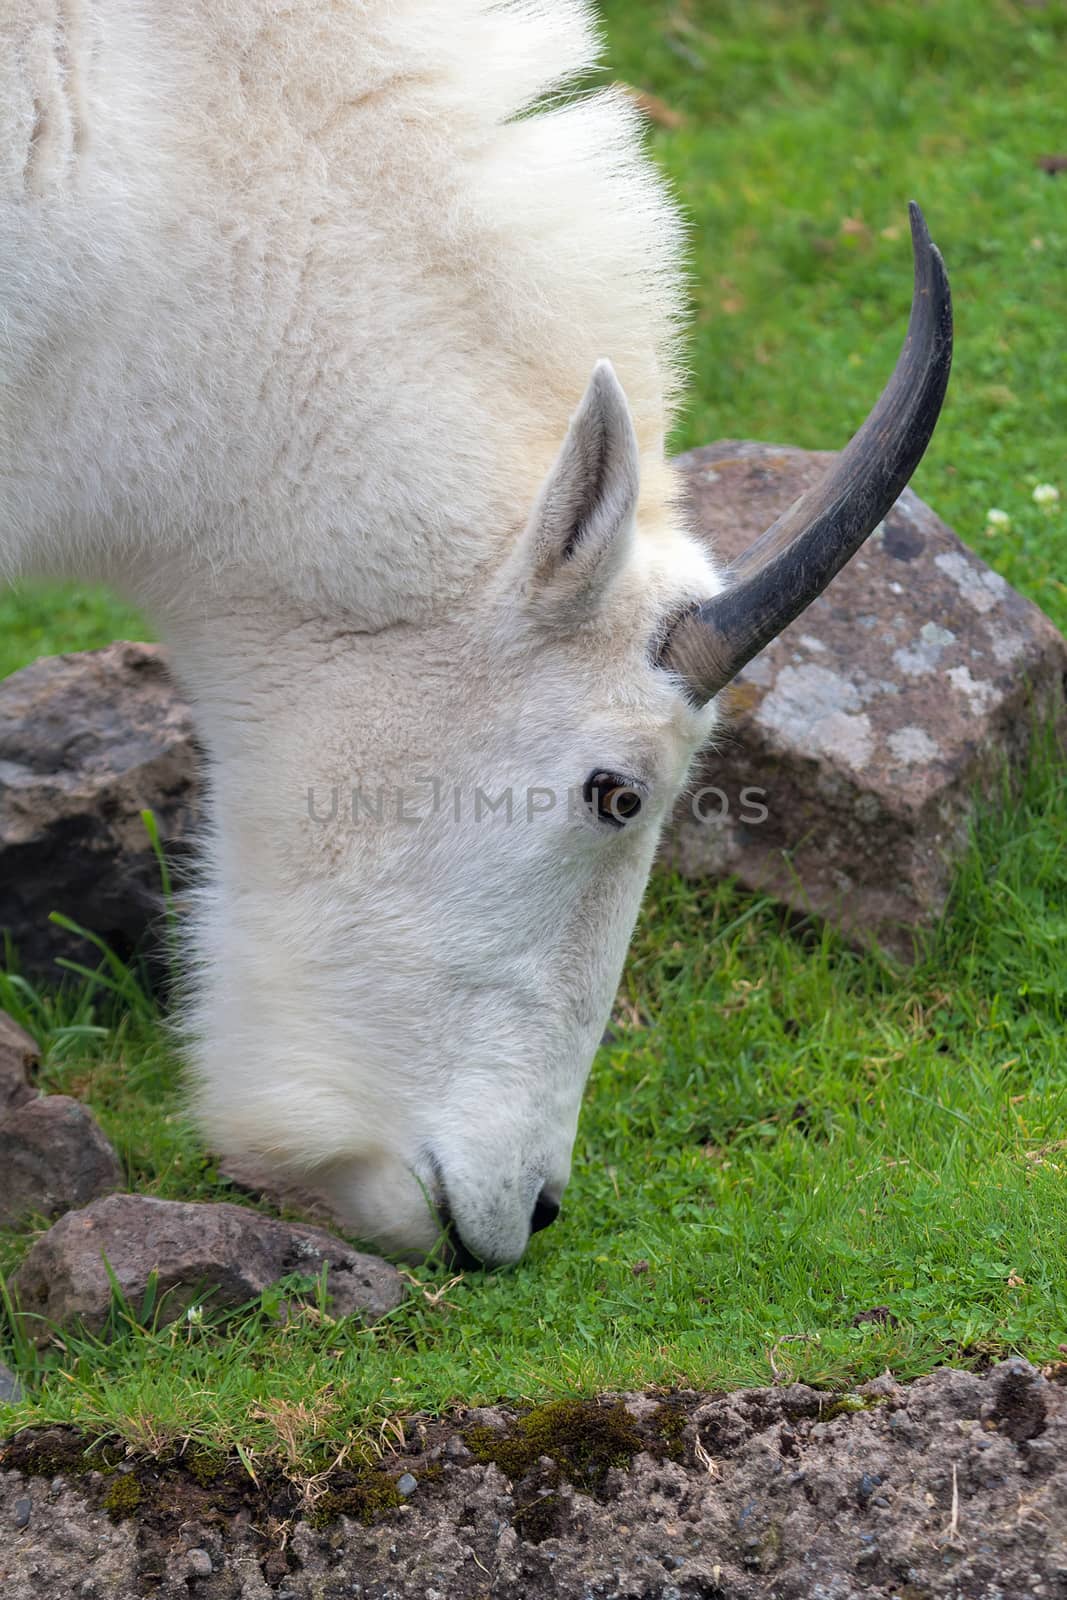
[530,1189,561,1235]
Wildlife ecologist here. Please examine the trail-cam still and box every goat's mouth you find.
[437,1203,486,1272]
[425,1152,486,1271]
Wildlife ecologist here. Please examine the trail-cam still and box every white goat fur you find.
[1,0,723,1263]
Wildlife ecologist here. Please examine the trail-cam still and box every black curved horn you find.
[660,202,952,702]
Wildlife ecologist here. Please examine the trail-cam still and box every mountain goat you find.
[0,0,950,1265]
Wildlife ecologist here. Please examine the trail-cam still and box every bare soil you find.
[2,1359,1065,1599]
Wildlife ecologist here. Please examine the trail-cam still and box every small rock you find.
[0,1361,24,1404]
[857,1373,903,1401]
[186,1548,213,1578]
[463,1406,509,1433]
[396,1473,418,1497]
[262,1551,292,1586]
[987,1358,1049,1442]
[10,1193,407,1346]
[664,442,1067,959]
[0,641,199,979]
[857,1471,884,1504]
[0,1011,39,1111]
[0,1095,123,1228]
[851,1306,899,1328]
[13,1495,32,1529]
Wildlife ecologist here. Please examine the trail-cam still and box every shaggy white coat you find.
[0,0,722,1263]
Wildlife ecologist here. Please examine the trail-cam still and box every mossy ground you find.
[464,1399,645,1496]
[0,1422,409,1543]
[2,0,1066,1483]
[0,1395,695,1548]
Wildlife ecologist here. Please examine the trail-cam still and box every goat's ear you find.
[520,361,639,616]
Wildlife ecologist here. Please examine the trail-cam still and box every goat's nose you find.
[530,1188,561,1235]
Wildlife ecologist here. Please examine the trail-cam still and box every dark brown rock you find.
[0,641,199,978]
[0,1096,123,1229]
[0,1011,38,1112]
[9,1193,407,1347]
[664,442,1067,958]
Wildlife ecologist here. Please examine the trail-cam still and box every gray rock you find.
[664,442,1067,958]
[9,1193,407,1347]
[0,641,199,979]
[0,1012,38,1113]
[0,1362,23,1405]
[185,1548,214,1578]
[0,1096,123,1229]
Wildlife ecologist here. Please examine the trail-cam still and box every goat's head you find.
[197,207,950,1269]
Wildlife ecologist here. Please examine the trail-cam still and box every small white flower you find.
[186,1304,205,1325]
[984,508,1011,533]
[1032,483,1060,509]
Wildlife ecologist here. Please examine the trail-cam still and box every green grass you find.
[606,0,1067,633]
[0,582,147,681]
[2,0,1066,1475]
[1,744,1064,1467]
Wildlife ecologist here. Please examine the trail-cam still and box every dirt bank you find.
[2,1359,1065,1598]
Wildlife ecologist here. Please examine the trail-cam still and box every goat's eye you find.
[584,771,643,827]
